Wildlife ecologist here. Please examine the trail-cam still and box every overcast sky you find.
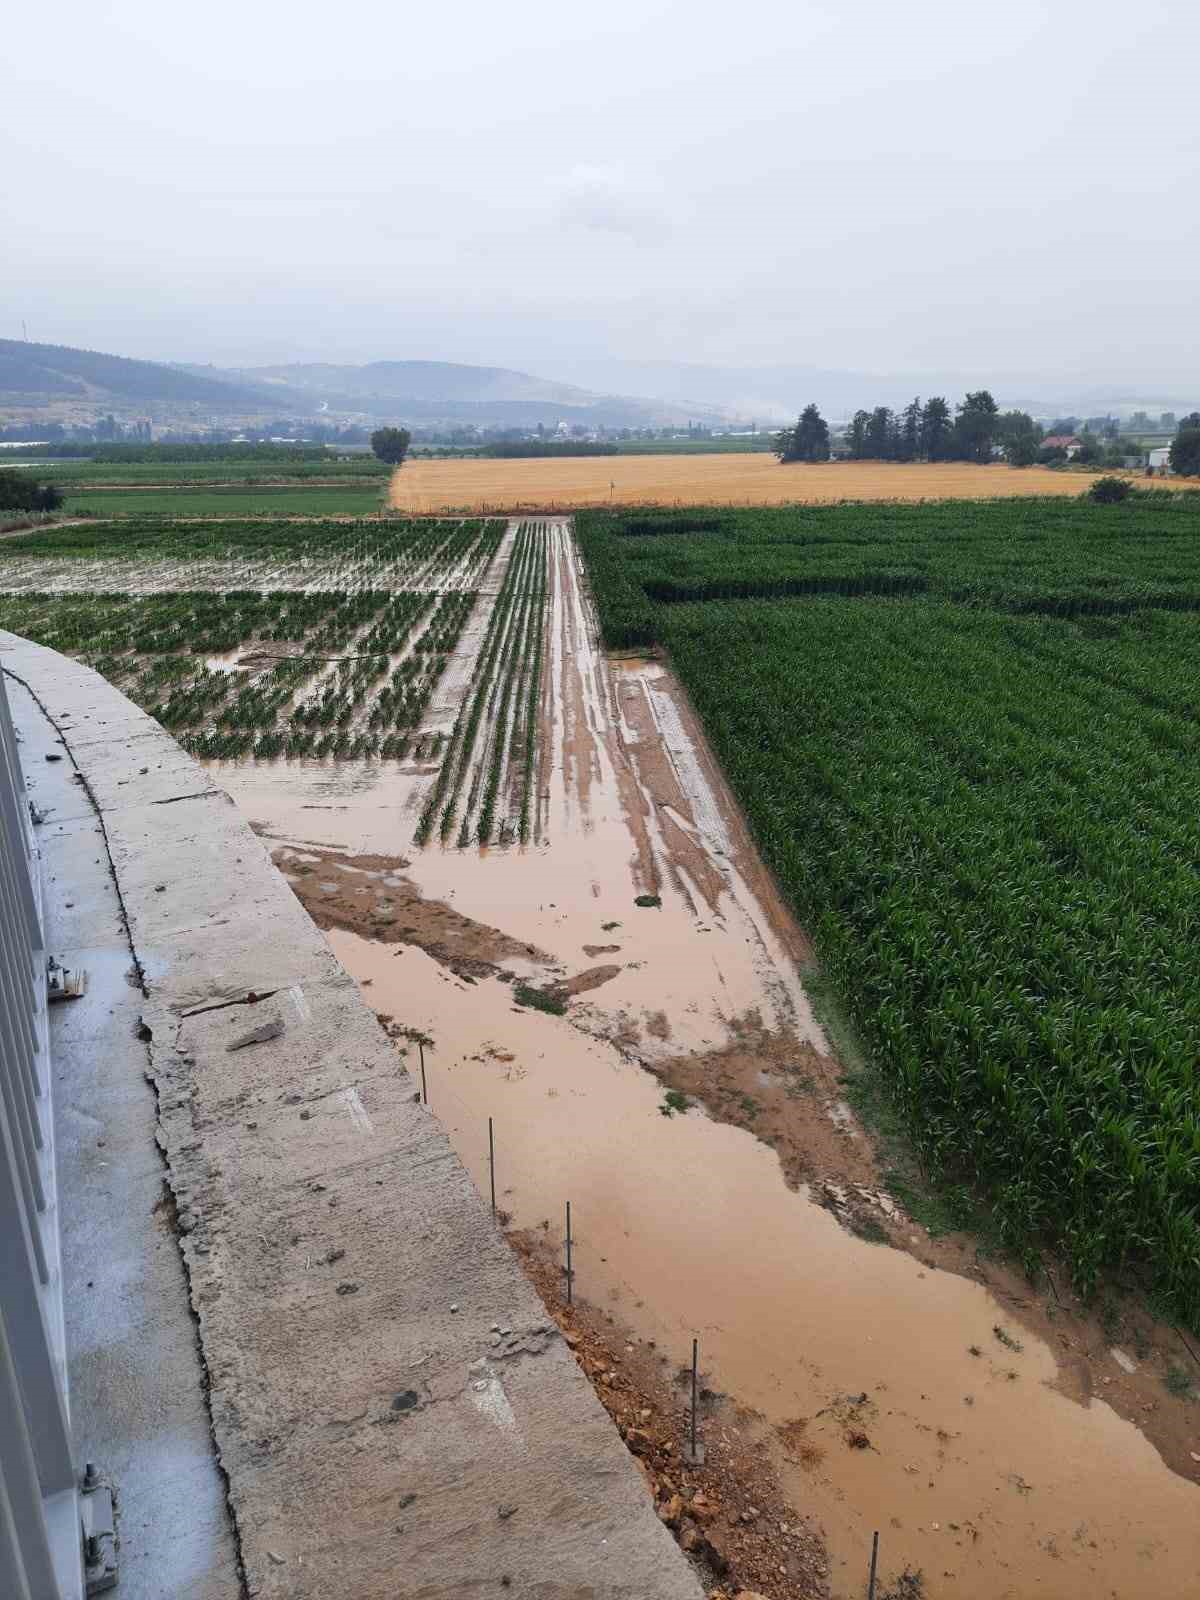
[4,0,1198,388]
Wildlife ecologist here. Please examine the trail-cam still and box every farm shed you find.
[1043,433,1083,458]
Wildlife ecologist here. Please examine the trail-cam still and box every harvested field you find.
[387,454,1132,512]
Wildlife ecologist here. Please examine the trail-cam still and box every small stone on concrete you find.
[226,1013,285,1052]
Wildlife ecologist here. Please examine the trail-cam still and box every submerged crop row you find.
[0,579,483,763]
[1,514,505,573]
[0,518,546,832]
[415,519,549,848]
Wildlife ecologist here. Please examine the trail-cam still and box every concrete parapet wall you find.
[1,631,703,1600]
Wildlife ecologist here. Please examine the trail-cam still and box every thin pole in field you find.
[419,1041,427,1105]
[565,1200,573,1306]
[867,1530,879,1600]
[689,1338,700,1462]
[488,1116,496,1218]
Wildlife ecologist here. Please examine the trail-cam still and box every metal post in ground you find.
[488,1117,496,1218]
[565,1200,573,1306]
[867,1530,879,1600]
[683,1336,705,1465]
[419,1042,427,1105]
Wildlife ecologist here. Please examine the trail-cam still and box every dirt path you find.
[0,516,96,541]
[215,519,1200,1600]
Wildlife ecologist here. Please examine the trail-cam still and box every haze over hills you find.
[0,339,732,431]
[185,358,729,429]
[526,358,1199,425]
[2,337,1193,437]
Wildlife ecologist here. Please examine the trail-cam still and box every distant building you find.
[1043,434,1083,458]
[1148,446,1173,473]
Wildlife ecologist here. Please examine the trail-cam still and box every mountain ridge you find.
[0,338,292,414]
[0,339,734,429]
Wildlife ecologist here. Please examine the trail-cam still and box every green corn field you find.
[578,495,1200,1327]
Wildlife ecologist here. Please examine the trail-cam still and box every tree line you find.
[775,393,1186,468]
[777,393,1033,465]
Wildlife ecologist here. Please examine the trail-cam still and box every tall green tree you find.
[998,410,1042,467]
[370,426,412,466]
[846,410,871,459]
[1169,415,1200,475]
[953,390,1000,463]
[920,396,951,460]
[776,403,831,463]
[865,406,895,459]
[1075,431,1104,465]
[896,397,923,462]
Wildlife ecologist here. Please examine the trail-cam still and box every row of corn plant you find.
[414,523,542,844]
[657,594,1200,1328]
[474,526,549,845]
[575,495,1200,649]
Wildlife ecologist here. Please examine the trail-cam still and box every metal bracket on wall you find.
[47,956,87,1002]
[81,1463,118,1596]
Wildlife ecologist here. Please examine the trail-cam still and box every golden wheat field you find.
[387,454,1134,512]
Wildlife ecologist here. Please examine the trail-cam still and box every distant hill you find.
[239,359,600,406]
[0,338,292,413]
[5,338,1192,431]
[203,358,730,428]
[1,340,733,429]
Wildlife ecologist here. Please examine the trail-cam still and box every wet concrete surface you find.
[7,674,241,1600]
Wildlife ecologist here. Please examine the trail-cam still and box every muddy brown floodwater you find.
[213,517,1200,1600]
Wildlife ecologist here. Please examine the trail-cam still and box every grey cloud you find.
[553,165,671,242]
[1,0,1197,389]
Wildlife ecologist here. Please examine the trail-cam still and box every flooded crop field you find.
[4,511,1199,1599]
